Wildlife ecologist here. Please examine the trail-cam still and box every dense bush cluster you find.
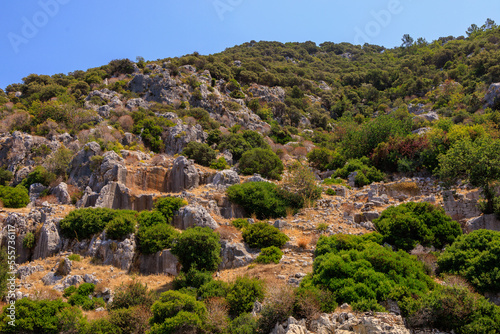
[242,222,289,249]
[437,229,500,293]
[238,148,284,180]
[171,227,222,272]
[373,202,462,251]
[0,185,30,208]
[333,157,385,187]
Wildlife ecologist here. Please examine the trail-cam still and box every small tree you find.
[238,148,284,180]
[182,142,217,167]
[281,161,322,206]
[226,276,265,317]
[242,222,289,249]
[438,137,500,214]
[171,227,221,272]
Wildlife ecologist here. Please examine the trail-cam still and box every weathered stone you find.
[67,142,103,189]
[348,172,357,188]
[84,233,136,271]
[163,123,208,155]
[55,258,72,276]
[139,249,180,276]
[484,82,500,108]
[95,182,131,210]
[83,274,101,285]
[52,182,71,205]
[466,214,500,232]
[219,240,257,270]
[17,264,44,280]
[173,205,219,230]
[211,169,240,188]
[42,272,62,286]
[245,174,268,183]
[29,183,46,202]
[168,156,199,192]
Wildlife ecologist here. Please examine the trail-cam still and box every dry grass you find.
[216,225,241,242]
[297,237,310,250]
[385,181,421,197]
[342,203,356,215]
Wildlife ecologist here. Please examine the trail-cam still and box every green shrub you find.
[0,185,30,208]
[182,141,217,167]
[437,229,500,293]
[255,246,283,264]
[171,227,221,272]
[154,196,187,223]
[105,213,136,240]
[307,148,345,171]
[198,280,230,300]
[0,168,13,186]
[210,157,230,170]
[20,166,56,189]
[310,233,434,314]
[231,218,250,230]
[227,182,303,219]
[63,286,77,298]
[373,202,462,251]
[149,290,207,334]
[173,267,214,290]
[333,158,385,187]
[325,188,336,196]
[226,276,265,317]
[109,280,158,310]
[45,146,73,178]
[137,223,180,254]
[138,210,167,227]
[59,208,117,240]
[229,313,258,334]
[407,285,500,333]
[108,306,151,334]
[242,222,289,249]
[0,299,82,334]
[238,148,284,180]
[22,232,35,249]
[68,254,81,261]
[293,286,337,320]
[218,130,270,162]
[66,282,105,311]
[78,318,122,334]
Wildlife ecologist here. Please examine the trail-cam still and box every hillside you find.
[1,20,500,334]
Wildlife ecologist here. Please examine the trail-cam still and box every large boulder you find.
[173,205,219,230]
[88,150,127,192]
[163,123,208,155]
[52,182,71,205]
[219,241,257,270]
[484,82,500,108]
[465,214,500,232]
[95,182,132,210]
[33,220,62,260]
[85,232,136,271]
[168,156,199,192]
[211,169,240,188]
[247,84,286,103]
[138,249,180,276]
[67,142,102,189]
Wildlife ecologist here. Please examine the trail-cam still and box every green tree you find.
[171,227,222,272]
[438,137,500,213]
[0,185,30,208]
[242,222,289,249]
[182,141,217,167]
[226,276,265,317]
[238,148,284,180]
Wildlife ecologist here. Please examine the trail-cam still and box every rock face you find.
[95,182,132,210]
[33,220,62,260]
[442,190,482,220]
[465,214,500,232]
[173,205,219,230]
[247,84,286,103]
[67,142,103,189]
[219,241,257,270]
[484,82,500,108]
[88,150,127,192]
[211,169,240,188]
[139,249,180,276]
[52,182,71,204]
[55,258,72,276]
[163,123,208,155]
[271,313,410,334]
[168,156,199,192]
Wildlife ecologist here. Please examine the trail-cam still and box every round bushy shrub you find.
[171,227,221,272]
[242,222,289,249]
[231,218,250,230]
[238,148,284,180]
[0,185,30,208]
[105,214,136,240]
[173,267,214,290]
[373,202,462,251]
[226,276,265,317]
[20,166,56,189]
[60,208,116,240]
[154,197,187,223]
[137,223,180,255]
[437,229,500,293]
[22,232,35,249]
[255,246,283,264]
[109,280,157,310]
[198,280,230,300]
[227,182,303,219]
[138,210,167,228]
[149,291,207,334]
[182,141,217,167]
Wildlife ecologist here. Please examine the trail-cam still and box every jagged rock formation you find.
[219,241,257,270]
[168,156,200,192]
[442,190,482,220]
[68,142,103,189]
[138,249,180,276]
[33,219,62,260]
[484,82,500,108]
[465,214,500,232]
[173,205,219,230]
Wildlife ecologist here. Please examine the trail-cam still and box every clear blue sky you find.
[1,0,499,90]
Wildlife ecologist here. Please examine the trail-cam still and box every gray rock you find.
[247,84,286,103]
[29,183,46,202]
[274,220,286,229]
[83,274,101,285]
[89,150,127,192]
[55,258,72,276]
[484,82,500,108]
[211,169,240,188]
[245,174,268,183]
[173,205,219,230]
[168,156,199,192]
[58,275,83,289]
[139,249,180,276]
[415,111,439,122]
[163,123,208,155]
[126,98,150,110]
[17,264,44,280]
[466,214,500,232]
[52,182,71,205]
[348,172,357,188]
[97,105,111,118]
[42,272,62,286]
[84,233,136,271]
[95,182,131,210]
[219,241,258,270]
[67,142,103,189]
[76,186,99,208]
